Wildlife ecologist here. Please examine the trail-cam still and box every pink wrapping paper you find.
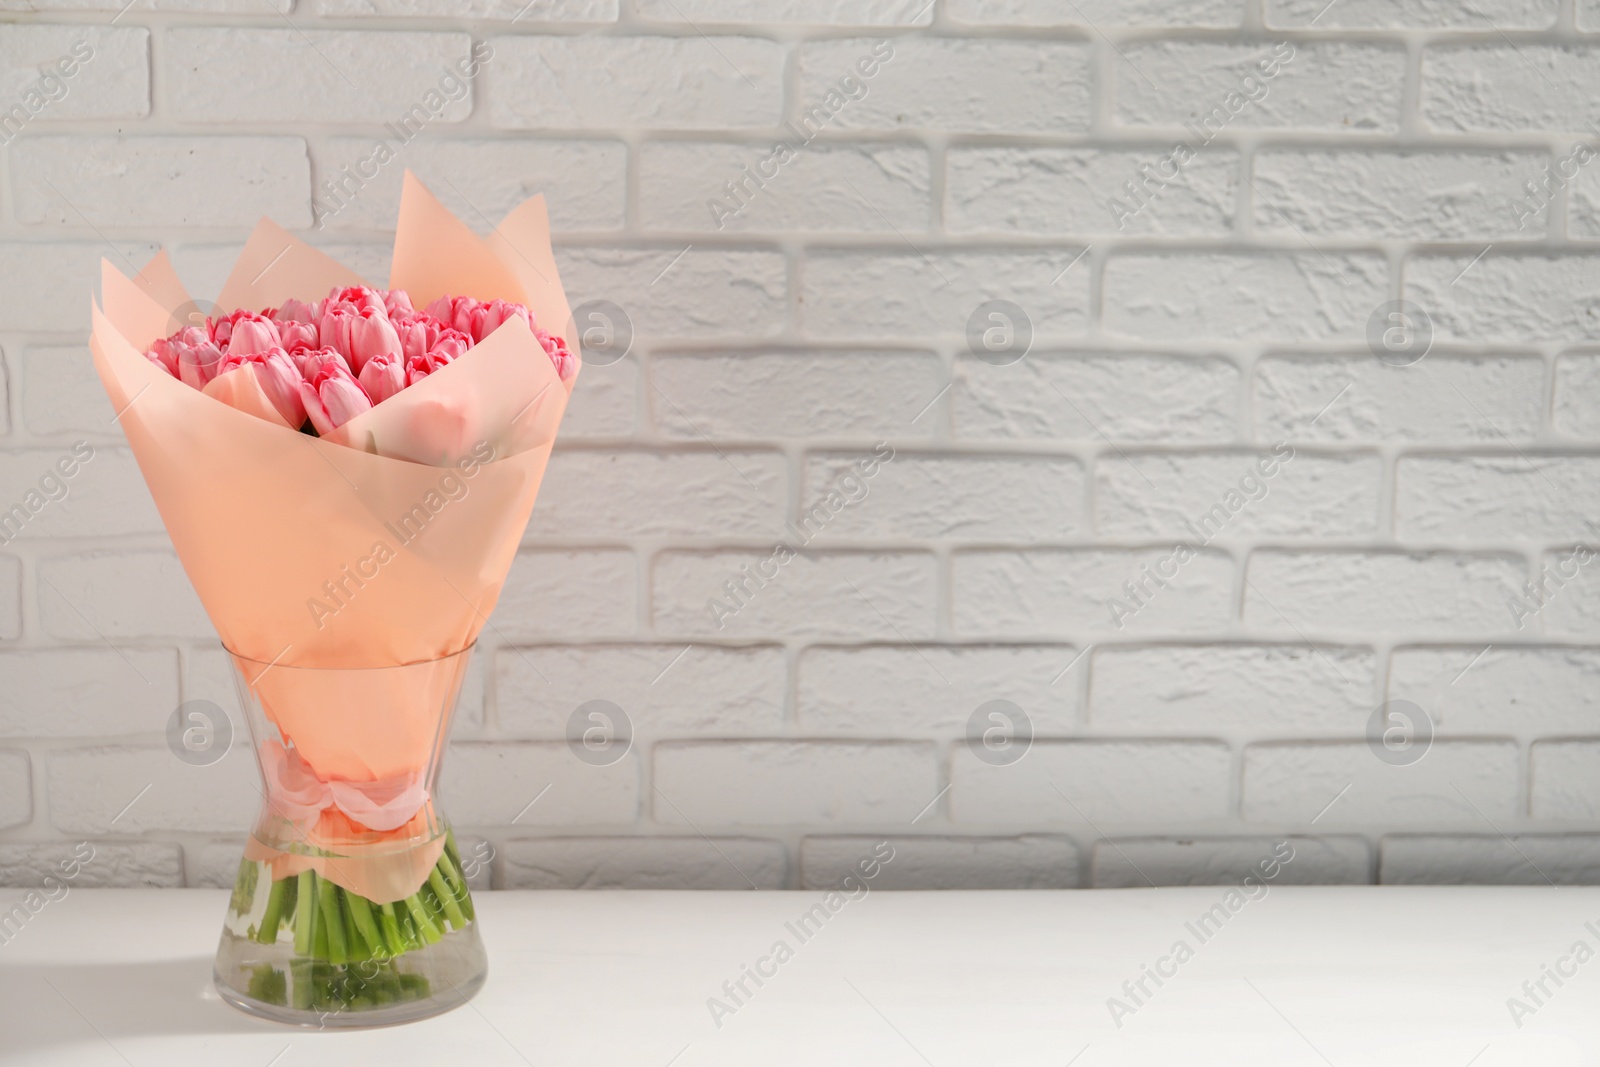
[89,173,580,901]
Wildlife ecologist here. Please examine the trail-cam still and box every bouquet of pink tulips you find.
[90,172,580,1024]
[145,287,576,437]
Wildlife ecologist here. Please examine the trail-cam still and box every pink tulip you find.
[382,289,414,318]
[222,312,282,356]
[537,328,577,382]
[346,306,403,373]
[151,326,223,388]
[326,285,386,313]
[318,306,358,363]
[297,348,372,435]
[404,337,466,387]
[277,319,319,355]
[469,299,532,343]
[358,351,405,405]
[274,298,322,324]
[214,346,306,427]
[423,295,476,337]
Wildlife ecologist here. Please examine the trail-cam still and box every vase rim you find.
[223,642,476,672]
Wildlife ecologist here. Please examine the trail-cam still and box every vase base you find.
[213,904,488,1029]
[215,961,486,1029]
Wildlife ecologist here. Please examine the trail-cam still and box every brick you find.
[951,741,1232,823]
[651,352,942,440]
[186,839,246,889]
[316,138,626,233]
[443,742,639,826]
[1541,547,1600,635]
[637,0,931,23]
[13,136,310,229]
[495,550,637,639]
[22,346,118,435]
[653,550,937,640]
[641,142,930,234]
[953,549,1235,637]
[1423,45,1600,133]
[1554,354,1600,439]
[1269,0,1557,27]
[1090,644,1376,735]
[318,0,613,16]
[654,741,937,825]
[38,552,212,640]
[0,842,182,889]
[1531,742,1600,820]
[1397,456,1600,543]
[954,353,1240,443]
[1092,836,1371,888]
[1104,253,1387,342]
[46,744,256,833]
[494,643,786,736]
[0,648,179,738]
[1096,449,1380,541]
[525,450,786,541]
[1380,835,1600,885]
[801,835,1082,889]
[1243,551,1524,636]
[184,645,245,727]
[167,29,471,124]
[0,556,16,640]
[948,0,1238,26]
[797,644,1077,735]
[0,241,156,333]
[947,146,1239,236]
[1,0,288,9]
[802,249,1090,341]
[1405,254,1600,344]
[1571,163,1600,238]
[1254,354,1545,444]
[0,749,29,829]
[1241,741,1519,825]
[488,35,781,130]
[561,360,637,439]
[802,452,1085,542]
[500,836,788,889]
[0,447,162,540]
[560,246,786,340]
[1390,647,1600,737]
[1117,41,1405,134]
[1252,150,1549,239]
[0,25,147,120]
[798,38,1091,134]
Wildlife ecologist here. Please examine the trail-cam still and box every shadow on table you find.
[0,955,285,1058]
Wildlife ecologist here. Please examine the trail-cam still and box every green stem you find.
[345,892,385,960]
[377,902,406,957]
[404,892,442,945]
[340,887,367,962]
[428,867,467,930]
[294,870,316,956]
[436,850,475,923]
[317,875,349,965]
[256,876,290,945]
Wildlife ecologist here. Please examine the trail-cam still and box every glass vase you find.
[213,645,486,1028]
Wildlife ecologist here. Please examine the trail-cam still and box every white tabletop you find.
[0,886,1594,1065]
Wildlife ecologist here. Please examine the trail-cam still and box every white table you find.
[0,887,1595,1065]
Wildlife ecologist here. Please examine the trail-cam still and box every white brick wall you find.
[1,0,1597,891]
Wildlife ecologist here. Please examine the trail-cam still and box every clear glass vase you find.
[213,645,486,1028]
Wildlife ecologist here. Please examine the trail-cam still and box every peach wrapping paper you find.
[89,174,579,903]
